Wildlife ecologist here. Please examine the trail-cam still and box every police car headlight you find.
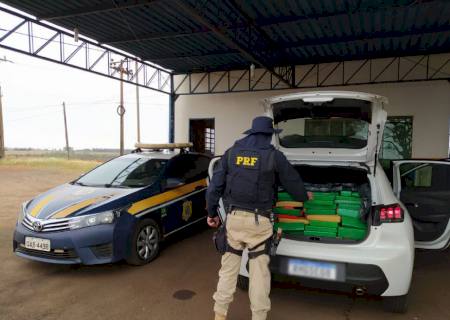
[18,201,29,223]
[69,211,115,230]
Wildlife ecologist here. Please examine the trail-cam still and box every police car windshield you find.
[75,157,167,188]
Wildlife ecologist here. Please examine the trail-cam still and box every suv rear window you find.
[273,98,371,149]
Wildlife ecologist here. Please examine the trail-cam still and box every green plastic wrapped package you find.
[312,193,337,200]
[338,227,366,240]
[305,208,337,215]
[305,199,336,206]
[338,203,361,210]
[273,207,301,216]
[337,207,361,218]
[277,192,295,201]
[304,230,337,238]
[305,225,338,233]
[274,222,305,232]
[341,216,366,229]
[308,220,339,228]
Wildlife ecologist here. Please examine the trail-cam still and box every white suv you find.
[209,91,450,313]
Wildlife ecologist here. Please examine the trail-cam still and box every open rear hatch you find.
[266,91,387,165]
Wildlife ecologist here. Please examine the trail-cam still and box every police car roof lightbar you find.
[133,143,193,153]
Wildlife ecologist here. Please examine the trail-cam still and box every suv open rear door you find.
[393,160,450,250]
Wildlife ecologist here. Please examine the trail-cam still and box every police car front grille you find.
[22,215,71,233]
[17,245,78,259]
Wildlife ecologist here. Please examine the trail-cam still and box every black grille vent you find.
[90,243,113,259]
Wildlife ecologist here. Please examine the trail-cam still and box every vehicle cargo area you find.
[274,165,372,243]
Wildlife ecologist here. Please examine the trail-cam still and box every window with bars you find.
[189,119,215,155]
[205,127,215,154]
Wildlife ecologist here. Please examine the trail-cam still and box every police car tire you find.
[237,275,249,291]
[383,294,408,313]
[126,219,160,266]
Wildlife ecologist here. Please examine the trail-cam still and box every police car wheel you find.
[126,219,160,265]
[237,275,249,291]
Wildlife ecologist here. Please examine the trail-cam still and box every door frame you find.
[189,118,215,155]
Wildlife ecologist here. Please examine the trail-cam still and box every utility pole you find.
[62,102,70,160]
[135,61,141,143]
[110,59,132,155]
[0,56,13,159]
[0,86,4,159]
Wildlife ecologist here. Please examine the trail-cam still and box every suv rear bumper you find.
[239,222,415,296]
[270,255,389,295]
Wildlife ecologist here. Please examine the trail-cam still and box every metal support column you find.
[169,74,177,143]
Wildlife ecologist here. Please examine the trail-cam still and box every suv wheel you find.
[126,219,160,266]
[237,275,249,291]
[383,294,408,313]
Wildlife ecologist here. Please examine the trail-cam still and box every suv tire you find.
[126,219,160,266]
[237,275,249,291]
[383,294,408,313]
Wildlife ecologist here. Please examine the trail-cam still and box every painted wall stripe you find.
[128,179,207,215]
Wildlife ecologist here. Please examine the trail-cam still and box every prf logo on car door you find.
[182,200,193,221]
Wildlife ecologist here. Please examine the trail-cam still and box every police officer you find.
[207,116,309,320]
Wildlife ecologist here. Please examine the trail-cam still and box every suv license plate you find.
[288,258,337,281]
[25,237,51,252]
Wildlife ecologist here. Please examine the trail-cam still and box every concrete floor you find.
[0,166,449,320]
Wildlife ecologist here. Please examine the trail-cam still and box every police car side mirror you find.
[165,178,185,190]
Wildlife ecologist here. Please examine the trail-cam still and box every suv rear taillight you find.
[373,204,404,225]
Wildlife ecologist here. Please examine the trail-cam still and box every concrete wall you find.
[175,80,450,158]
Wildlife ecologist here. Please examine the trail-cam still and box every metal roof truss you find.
[0,6,171,94]
[173,54,450,95]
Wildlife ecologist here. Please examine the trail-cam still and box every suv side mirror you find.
[165,178,185,189]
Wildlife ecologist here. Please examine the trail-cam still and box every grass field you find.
[0,156,101,172]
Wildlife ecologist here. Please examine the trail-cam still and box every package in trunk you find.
[275,188,369,241]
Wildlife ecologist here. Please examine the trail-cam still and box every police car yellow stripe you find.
[30,195,54,217]
[51,196,107,219]
[128,179,207,215]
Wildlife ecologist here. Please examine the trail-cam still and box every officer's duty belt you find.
[229,207,271,218]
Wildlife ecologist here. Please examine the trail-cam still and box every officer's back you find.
[207,118,306,216]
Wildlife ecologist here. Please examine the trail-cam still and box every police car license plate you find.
[25,237,51,252]
[287,258,337,281]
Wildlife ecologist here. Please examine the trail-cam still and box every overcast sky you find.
[0,6,169,150]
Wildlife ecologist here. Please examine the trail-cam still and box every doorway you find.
[189,118,215,155]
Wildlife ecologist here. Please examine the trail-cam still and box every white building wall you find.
[175,81,450,158]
